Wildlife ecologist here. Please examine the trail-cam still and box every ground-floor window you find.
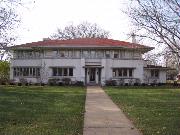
[113,68,133,77]
[52,67,73,76]
[13,67,40,77]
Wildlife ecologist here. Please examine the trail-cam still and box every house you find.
[9,38,169,85]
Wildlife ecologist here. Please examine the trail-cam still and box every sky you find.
[16,0,133,44]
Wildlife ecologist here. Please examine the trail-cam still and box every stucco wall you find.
[104,59,144,83]
[10,57,167,84]
[144,69,167,84]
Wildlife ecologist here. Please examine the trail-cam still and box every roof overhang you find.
[144,67,172,70]
[9,46,153,52]
[83,65,104,68]
[111,67,136,69]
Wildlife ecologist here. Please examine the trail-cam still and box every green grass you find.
[0,85,86,135]
[104,86,180,135]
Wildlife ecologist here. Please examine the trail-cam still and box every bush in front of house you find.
[48,78,60,86]
[9,79,16,85]
[0,78,8,85]
[105,79,117,86]
[74,81,84,86]
[62,78,71,85]
[19,78,28,86]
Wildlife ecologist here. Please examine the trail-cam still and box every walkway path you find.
[83,86,142,135]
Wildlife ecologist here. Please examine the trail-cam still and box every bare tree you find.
[51,22,110,40]
[126,0,180,72]
[0,0,25,60]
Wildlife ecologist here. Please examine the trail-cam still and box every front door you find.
[89,68,96,82]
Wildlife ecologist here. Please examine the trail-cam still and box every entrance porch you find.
[84,67,103,85]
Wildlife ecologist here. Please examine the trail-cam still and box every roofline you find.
[9,46,154,52]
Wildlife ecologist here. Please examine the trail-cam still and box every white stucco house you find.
[9,38,169,85]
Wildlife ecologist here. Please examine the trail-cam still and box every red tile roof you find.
[13,38,152,49]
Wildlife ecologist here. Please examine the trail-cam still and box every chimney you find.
[131,33,136,43]
[43,38,51,41]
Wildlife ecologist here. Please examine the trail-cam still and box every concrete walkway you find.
[83,86,142,135]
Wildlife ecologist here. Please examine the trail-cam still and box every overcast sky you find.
[16,0,133,44]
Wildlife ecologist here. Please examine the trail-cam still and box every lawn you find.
[0,85,86,135]
[104,86,180,135]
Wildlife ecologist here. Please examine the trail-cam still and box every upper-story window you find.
[68,50,74,57]
[96,51,103,58]
[105,51,110,58]
[82,50,89,58]
[120,51,125,58]
[90,51,96,58]
[114,51,119,58]
[52,50,58,57]
[15,50,42,59]
[59,50,65,57]
[133,52,141,58]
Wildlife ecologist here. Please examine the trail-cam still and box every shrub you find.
[105,79,117,86]
[74,81,84,86]
[134,83,139,86]
[62,78,71,85]
[124,83,129,86]
[48,78,60,86]
[19,78,28,85]
[18,83,22,86]
[9,79,16,85]
[0,78,8,85]
[34,83,40,86]
[40,83,45,86]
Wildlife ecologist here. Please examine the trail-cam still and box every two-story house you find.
[9,38,168,85]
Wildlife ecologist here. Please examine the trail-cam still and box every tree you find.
[51,22,110,39]
[0,0,24,60]
[126,0,180,72]
[0,61,10,82]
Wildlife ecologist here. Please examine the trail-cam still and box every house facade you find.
[9,38,168,85]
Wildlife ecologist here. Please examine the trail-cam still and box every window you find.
[120,51,125,58]
[59,51,65,57]
[13,68,17,76]
[68,50,73,58]
[52,67,74,77]
[58,68,62,76]
[90,51,96,58]
[53,68,58,76]
[114,51,119,58]
[69,68,73,76]
[151,69,159,78]
[105,51,110,58]
[52,50,58,56]
[96,51,103,58]
[63,68,68,76]
[123,69,127,76]
[113,69,116,77]
[13,67,40,77]
[118,69,122,76]
[112,68,133,77]
[129,69,133,77]
[83,50,89,58]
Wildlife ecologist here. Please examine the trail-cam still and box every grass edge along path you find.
[104,86,180,135]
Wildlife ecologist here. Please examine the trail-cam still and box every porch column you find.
[87,68,90,84]
[101,59,106,86]
[95,68,99,84]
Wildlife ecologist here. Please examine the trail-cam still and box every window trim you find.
[52,67,74,77]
